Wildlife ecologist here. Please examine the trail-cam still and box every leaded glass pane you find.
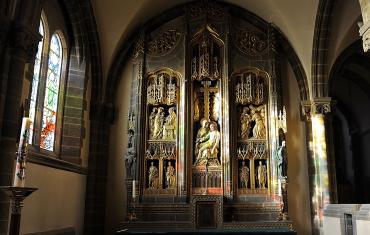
[41,34,62,151]
[29,20,44,144]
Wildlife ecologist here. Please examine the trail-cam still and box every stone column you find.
[359,0,370,52]
[302,97,333,235]
[0,1,43,234]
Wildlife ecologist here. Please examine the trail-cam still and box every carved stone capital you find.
[311,97,333,115]
[359,21,370,53]
[301,98,334,120]
[301,100,312,120]
[10,23,42,62]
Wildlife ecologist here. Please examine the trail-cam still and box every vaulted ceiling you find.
[91,0,319,83]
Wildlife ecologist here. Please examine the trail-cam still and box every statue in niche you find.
[256,161,267,189]
[194,121,220,166]
[148,161,159,188]
[194,118,209,156]
[240,107,251,140]
[239,161,249,188]
[165,161,176,188]
[250,105,266,139]
[163,107,177,140]
[124,133,136,178]
[277,140,287,178]
[153,107,165,139]
[149,107,157,139]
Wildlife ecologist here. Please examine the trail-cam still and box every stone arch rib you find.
[312,0,336,98]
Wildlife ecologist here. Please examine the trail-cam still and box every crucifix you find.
[199,81,219,120]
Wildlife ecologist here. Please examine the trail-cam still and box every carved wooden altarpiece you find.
[122,1,293,232]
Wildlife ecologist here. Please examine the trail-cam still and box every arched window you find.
[41,34,62,151]
[29,14,66,153]
[29,19,44,144]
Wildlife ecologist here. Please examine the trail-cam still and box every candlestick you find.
[132,180,136,199]
[13,117,31,187]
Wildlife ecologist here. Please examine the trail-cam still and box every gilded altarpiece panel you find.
[144,69,181,195]
[190,24,224,195]
[233,69,270,195]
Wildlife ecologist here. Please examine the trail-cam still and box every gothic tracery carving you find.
[147,73,178,105]
[147,29,181,57]
[235,72,265,105]
[191,25,223,81]
[188,1,225,21]
[234,29,268,56]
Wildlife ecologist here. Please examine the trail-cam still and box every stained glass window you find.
[29,19,44,144]
[41,34,62,151]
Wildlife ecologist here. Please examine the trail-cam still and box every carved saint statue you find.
[250,105,266,139]
[256,161,267,189]
[194,121,220,166]
[239,161,249,188]
[194,118,209,156]
[163,107,177,140]
[240,107,251,139]
[149,107,157,139]
[148,161,159,189]
[277,140,287,178]
[124,134,136,178]
[152,107,165,139]
[165,161,176,188]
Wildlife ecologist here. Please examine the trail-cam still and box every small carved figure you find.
[148,162,159,188]
[124,134,136,178]
[239,161,249,188]
[194,122,220,166]
[163,107,177,140]
[165,161,176,188]
[149,108,157,139]
[152,107,165,139]
[240,107,251,139]
[277,140,287,178]
[194,118,209,156]
[256,161,267,189]
[250,105,266,139]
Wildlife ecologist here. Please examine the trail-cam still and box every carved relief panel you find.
[233,69,269,194]
[144,69,180,195]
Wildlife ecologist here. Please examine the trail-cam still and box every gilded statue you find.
[240,107,251,139]
[152,107,165,139]
[277,140,287,178]
[148,161,159,188]
[194,118,209,156]
[149,107,157,139]
[239,161,249,188]
[194,121,220,166]
[163,107,177,140]
[250,105,266,139]
[256,161,267,189]
[165,161,176,188]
